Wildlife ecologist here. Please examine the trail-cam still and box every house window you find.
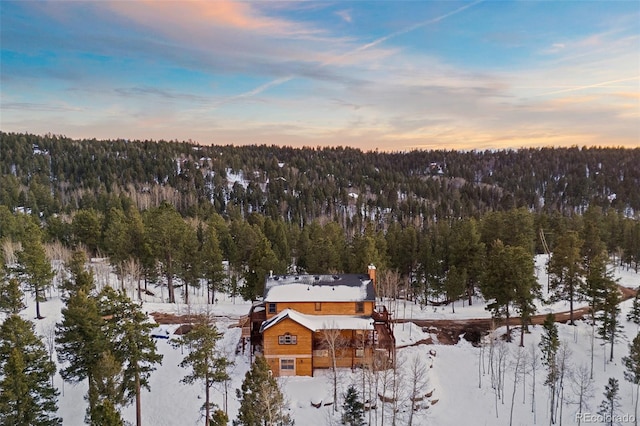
[280,358,295,371]
[315,302,322,311]
[355,302,364,313]
[278,333,297,345]
[268,303,277,314]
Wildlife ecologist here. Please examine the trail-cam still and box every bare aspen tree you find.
[321,325,347,412]
[42,321,56,387]
[408,353,430,426]
[497,341,509,404]
[479,334,485,389]
[390,354,403,426]
[378,361,394,426]
[124,258,143,300]
[529,344,540,424]
[377,269,401,316]
[1,238,20,266]
[568,364,594,426]
[555,342,573,426]
[522,348,529,404]
[510,347,525,426]
[45,240,70,293]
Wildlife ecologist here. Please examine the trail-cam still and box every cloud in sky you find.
[1,0,638,151]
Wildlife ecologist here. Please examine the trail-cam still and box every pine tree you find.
[56,290,109,420]
[623,333,640,426]
[583,252,613,376]
[97,287,163,426]
[341,385,365,426]
[0,315,61,425]
[444,265,466,313]
[202,220,225,304]
[145,202,189,303]
[15,223,54,319]
[177,315,231,425]
[597,378,621,426]
[234,356,293,426]
[548,231,584,325]
[627,292,640,325]
[597,283,622,362]
[60,250,94,299]
[87,351,124,426]
[0,277,25,314]
[539,314,560,424]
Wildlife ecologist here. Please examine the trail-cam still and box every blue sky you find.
[1,1,638,151]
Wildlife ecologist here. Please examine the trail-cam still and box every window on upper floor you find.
[268,303,277,314]
[356,302,364,313]
[278,333,297,345]
[315,302,322,311]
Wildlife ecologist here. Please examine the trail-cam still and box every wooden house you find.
[246,266,395,377]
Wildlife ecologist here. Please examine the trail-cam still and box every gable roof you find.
[259,308,374,333]
[263,273,375,302]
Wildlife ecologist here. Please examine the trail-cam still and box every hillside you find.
[13,256,639,425]
[2,133,639,226]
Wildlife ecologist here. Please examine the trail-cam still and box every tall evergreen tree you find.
[15,223,54,319]
[597,283,622,362]
[597,378,621,426]
[628,292,640,325]
[449,218,484,305]
[97,287,163,426]
[202,219,225,304]
[87,351,124,426]
[60,249,94,299]
[243,232,282,300]
[56,290,108,420]
[177,315,231,425]
[0,277,25,315]
[0,315,61,425]
[539,314,560,424]
[623,333,640,426]
[480,241,538,342]
[582,251,611,377]
[548,231,584,325]
[145,202,189,303]
[444,265,466,313]
[234,356,293,426]
[103,207,131,289]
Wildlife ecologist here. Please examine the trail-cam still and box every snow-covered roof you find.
[259,308,374,333]
[264,274,375,302]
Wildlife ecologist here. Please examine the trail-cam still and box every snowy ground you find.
[8,256,640,425]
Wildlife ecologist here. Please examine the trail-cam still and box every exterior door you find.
[280,358,296,376]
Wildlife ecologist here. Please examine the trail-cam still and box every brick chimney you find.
[367,264,376,290]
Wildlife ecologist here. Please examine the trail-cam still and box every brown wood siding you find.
[265,301,374,318]
[312,347,374,369]
[263,319,313,357]
[296,358,312,376]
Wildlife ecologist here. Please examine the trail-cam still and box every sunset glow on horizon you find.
[1,1,639,151]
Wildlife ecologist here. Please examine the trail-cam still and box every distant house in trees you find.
[244,266,395,377]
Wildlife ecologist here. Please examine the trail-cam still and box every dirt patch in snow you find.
[399,284,636,346]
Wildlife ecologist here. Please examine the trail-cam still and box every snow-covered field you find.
[9,256,640,425]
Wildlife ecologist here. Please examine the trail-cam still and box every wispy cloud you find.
[335,10,352,24]
[1,102,83,112]
[216,1,484,102]
[533,76,640,97]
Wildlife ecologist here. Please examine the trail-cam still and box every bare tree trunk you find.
[510,348,523,426]
[321,327,345,412]
[205,372,210,426]
[135,371,142,426]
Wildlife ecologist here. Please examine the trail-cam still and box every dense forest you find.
[1,132,640,424]
[1,132,638,304]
